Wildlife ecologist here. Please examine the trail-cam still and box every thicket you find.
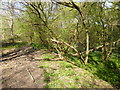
[1,1,120,88]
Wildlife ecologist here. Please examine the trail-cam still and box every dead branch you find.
[26,68,35,82]
[51,38,85,64]
[53,43,63,59]
[51,39,78,53]
[51,38,120,64]
[72,39,120,56]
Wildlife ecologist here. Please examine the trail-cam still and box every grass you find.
[2,42,27,50]
[31,43,48,50]
[3,41,118,88]
[38,50,119,88]
[41,53,55,59]
[83,51,120,89]
[39,60,112,88]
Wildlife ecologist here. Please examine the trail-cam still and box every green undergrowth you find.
[39,51,119,88]
[84,52,120,89]
[39,61,112,88]
[2,42,27,50]
[41,53,55,59]
[31,43,50,50]
[68,51,119,88]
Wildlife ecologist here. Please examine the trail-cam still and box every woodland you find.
[1,0,120,88]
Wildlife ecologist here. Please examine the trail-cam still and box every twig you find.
[26,68,35,82]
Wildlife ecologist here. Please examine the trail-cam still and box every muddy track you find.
[0,46,49,88]
[1,45,35,62]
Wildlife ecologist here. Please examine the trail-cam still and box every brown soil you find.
[0,46,114,88]
[0,46,48,88]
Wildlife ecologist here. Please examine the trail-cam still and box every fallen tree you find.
[50,38,120,65]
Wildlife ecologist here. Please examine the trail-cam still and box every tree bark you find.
[85,30,89,64]
[10,16,14,43]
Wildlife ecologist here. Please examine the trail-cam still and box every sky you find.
[2,0,119,2]
[0,0,117,17]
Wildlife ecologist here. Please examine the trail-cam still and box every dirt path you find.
[0,46,114,88]
[0,46,49,88]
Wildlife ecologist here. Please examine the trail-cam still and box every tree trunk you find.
[9,2,15,43]
[9,16,14,43]
[85,30,89,64]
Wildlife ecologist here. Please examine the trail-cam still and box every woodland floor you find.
[1,46,49,88]
[0,46,114,88]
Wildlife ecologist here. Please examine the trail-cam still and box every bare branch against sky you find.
[2,0,120,3]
